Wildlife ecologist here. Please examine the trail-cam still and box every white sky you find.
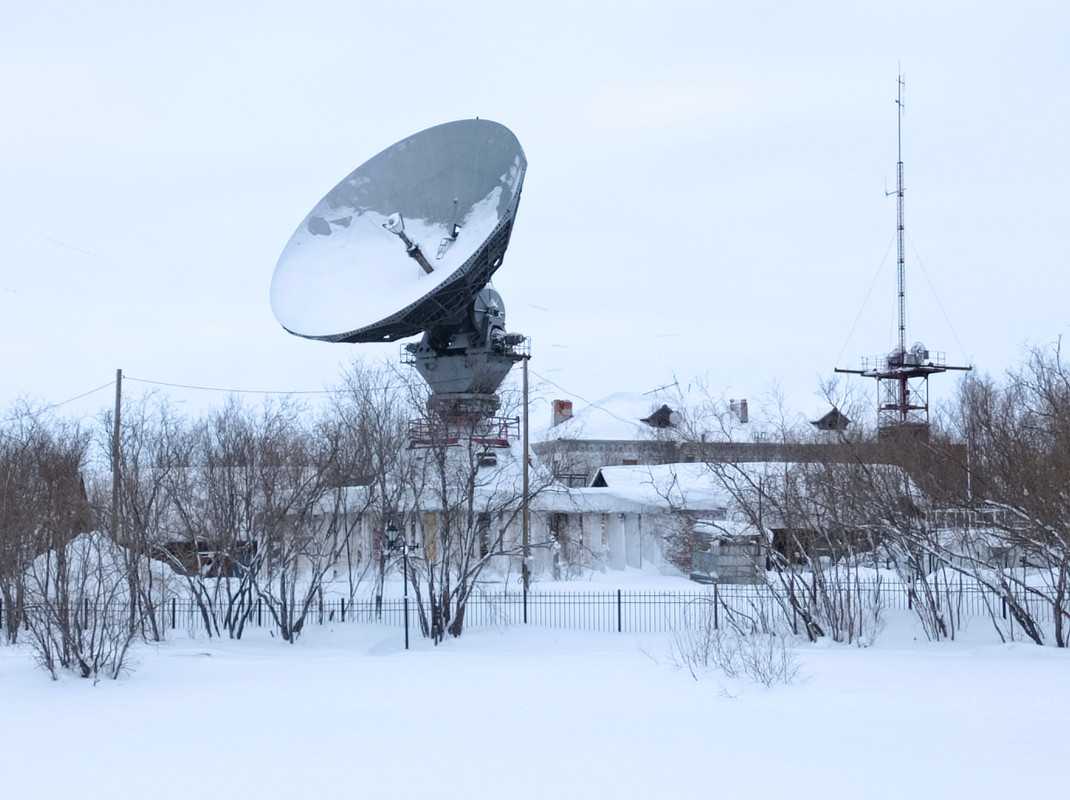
[3,1,1068,425]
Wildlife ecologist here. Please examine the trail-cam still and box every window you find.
[477,512,491,557]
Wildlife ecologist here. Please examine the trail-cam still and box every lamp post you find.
[385,521,410,650]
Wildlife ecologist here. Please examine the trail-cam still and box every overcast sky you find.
[3,2,1068,428]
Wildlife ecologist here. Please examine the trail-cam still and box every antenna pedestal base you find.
[409,346,523,400]
[401,285,528,421]
[427,392,502,419]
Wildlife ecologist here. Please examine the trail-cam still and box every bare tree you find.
[96,394,186,642]
[0,402,56,642]
[691,380,953,644]
[160,400,257,637]
[704,458,888,644]
[153,397,359,642]
[0,410,140,679]
[329,360,415,608]
[399,378,541,642]
[952,343,1070,645]
[243,401,353,642]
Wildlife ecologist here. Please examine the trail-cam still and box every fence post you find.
[257,598,262,627]
[341,598,346,623]
[171,597,176,629]
[617,590,622,633]
[713,583,719,631]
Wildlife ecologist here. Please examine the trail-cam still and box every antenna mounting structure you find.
[270,119,530,422]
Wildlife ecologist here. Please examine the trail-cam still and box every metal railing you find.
[1,581,1060,639]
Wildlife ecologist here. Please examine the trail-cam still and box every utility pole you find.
[111,368,122,541]
[522,352,531,623]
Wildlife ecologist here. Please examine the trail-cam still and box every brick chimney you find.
[552,399,574,427]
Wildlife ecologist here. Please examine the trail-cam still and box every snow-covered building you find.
[327,392,885,586]
[529,462,734,577]
[525,392,856,581]
[533,391,854,489]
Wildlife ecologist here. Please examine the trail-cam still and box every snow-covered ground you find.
[1,601,1067,800]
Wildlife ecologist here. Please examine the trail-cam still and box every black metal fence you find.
[4,581,1040,637]
[458,582,1058,633]
[1,581,1057,639]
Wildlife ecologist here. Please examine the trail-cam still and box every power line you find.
[6,370,420,421]
[0,380,114,427]
[49,381,115,408]
[124,376,338,396]
[528,369,644,428]
[16,369,632,425]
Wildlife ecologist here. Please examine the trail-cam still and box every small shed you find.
[689,520,765,585]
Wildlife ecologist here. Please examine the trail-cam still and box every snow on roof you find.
[536,390,802,446]
[538,392,686,442]
[693,518,764,539]
[530,484,647,514]
[588,462,731,512]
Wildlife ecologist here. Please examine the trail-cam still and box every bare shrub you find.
[670,597,801,686]
[24,532,141,680]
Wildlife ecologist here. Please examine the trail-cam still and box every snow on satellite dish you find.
[270,119,529,419]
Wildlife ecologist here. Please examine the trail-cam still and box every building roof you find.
[536,390,798,446]
[811,407,851,431]
[588,462,731,513]
[539,392,686,442]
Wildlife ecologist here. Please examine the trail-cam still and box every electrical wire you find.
[906,233,971,365]
[835,233,896,369]
[529,368,648,428]
[124,376,337,395]
[48,381,115,408]
[0,380,114,427]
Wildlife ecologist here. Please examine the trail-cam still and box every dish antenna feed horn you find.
[270,118,529,421]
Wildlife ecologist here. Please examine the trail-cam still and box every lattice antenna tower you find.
[836,75,970,440]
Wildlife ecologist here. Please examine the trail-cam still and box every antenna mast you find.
[835,74,971,441]
[895,74,906,361]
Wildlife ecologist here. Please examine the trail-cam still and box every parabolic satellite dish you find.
[271,119,529,418]
[270,119,526,343]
